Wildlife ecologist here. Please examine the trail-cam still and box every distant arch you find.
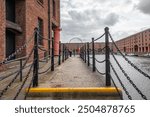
[68,37,84,54]
[69,37,83,44]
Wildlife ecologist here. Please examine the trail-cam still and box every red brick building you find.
[113,28,150,55]
[65,42,107,54]
[0,0,60,62]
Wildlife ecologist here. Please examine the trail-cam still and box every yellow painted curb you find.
[26,87,122,93]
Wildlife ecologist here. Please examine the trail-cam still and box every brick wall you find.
[113,29,150,55]
[0,0,5,61]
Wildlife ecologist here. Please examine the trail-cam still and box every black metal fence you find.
[0,28,69,100]
[80,27,150,100]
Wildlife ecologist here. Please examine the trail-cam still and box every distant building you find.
[113,28,150,55]
[64,42,107,54]
[0,0,60,62]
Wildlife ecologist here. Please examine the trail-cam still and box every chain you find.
[95,58,106,64]
[109,32,150,80]
[110,62,132,100]
[111,51,147,100]
[109,74,123,100]
[96,67,106,75]
[94,33,105,42]
[0,47,34,98]
[13,63,34,100]
[38,46,47,52]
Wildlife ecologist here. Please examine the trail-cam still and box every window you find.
[6,0,16,22]
[38,18,43,45]
[53,0,56,17]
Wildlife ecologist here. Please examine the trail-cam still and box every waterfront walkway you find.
[39,56,105,88]
[27,56,121,100]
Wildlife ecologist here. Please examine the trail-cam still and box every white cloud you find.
[60,0,150,43]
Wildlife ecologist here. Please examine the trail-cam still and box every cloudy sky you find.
[60,0,150,43]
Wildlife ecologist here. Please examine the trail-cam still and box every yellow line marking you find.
[26,87,122,93]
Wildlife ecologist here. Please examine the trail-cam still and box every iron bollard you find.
[85,44,86,63]
[58,41,61,65]
[20,59,23,82]
[87,42,90,66]
[51,38,54,71]
[33,28,39,87]
[62,44,65,62]
[105,27,111,86]
[92,38,96,72]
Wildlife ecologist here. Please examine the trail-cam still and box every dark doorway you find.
[6,30,16,59]
[134,45,138,53]
[124,47,126,53]
[6,0,15,22]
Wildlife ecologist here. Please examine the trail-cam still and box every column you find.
[54,27,61,56]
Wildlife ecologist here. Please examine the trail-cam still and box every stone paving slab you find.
[38,56,105,88]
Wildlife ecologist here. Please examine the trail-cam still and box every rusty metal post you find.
[105,27,111,86]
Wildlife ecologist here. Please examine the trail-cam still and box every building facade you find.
[0,0,60,62]
[113,28,150,55]
[65,42,107,54]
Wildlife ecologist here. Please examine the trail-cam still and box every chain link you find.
[96,67,106,75]
[109,32,150,80]
[111,51,147,100]
[13,63,34,100]
[0,47,34,98]
[110,62,132,100]
[95,58,106,64]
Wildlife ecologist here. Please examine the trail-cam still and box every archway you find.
[68,37,84,54]
[134,45,138,53]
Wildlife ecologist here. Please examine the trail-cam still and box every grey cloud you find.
[137,0,150,15]
[104,13,119,26]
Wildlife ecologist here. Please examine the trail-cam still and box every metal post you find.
[62,44,65,62]
[51,38,54,71]
[58,41,61,65]
[85,44,86,63]
[92,38,96,72]
[105,27,111,86]
[20,59,23,82]
[33,28,39,87]
[87,42,90,66]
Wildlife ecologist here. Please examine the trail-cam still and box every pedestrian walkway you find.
[27,56,122,100]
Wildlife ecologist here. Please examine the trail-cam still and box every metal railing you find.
[80,27,150,100]
[0,28,69,100]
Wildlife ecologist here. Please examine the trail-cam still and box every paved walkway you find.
[38,56,105,88]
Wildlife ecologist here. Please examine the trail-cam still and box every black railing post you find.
[83,46,85,61]
[64,46,66,60]
[87,42,90,66]
[92,38,96,72]
[62,44,65,62]
[51,38,54,71]
[58,41,61,65]
[105,27,111,86]
[20,59,23,82]
[33,28,39,87]
[85,44,86,63]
